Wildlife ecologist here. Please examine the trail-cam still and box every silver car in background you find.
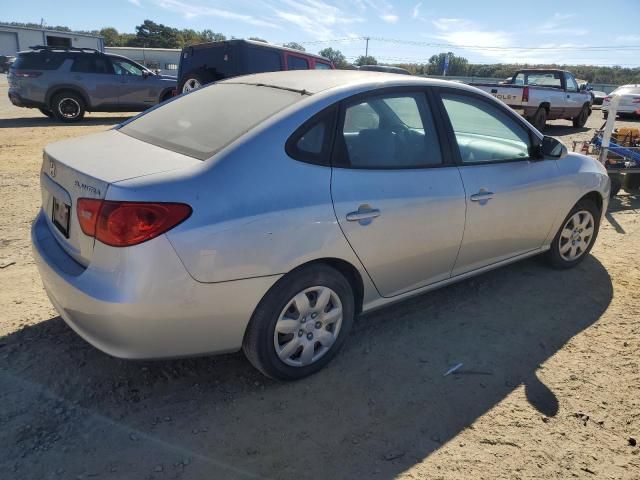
[32,71,610,380]
[602,84,640,118]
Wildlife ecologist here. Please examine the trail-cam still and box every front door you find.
[110,57,157,109]
[436,90,563,276]
[330,90,466,297]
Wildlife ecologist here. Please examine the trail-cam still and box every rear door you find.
[435,89,563,275]
[69,55,120,108]
[110,56,158,109]
[330,89,466,297]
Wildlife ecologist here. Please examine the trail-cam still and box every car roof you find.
[222,70,473,95]
[186,39,332,62]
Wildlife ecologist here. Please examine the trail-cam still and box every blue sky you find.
[3,0,640,66]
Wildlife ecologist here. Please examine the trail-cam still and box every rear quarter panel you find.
[110,97,375,296]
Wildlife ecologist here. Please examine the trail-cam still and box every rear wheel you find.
[51,92,85,122]
[181,71,214,93]
[530,107,547,131]
[547,199,600,269]
[243,265,355,380]
[572,105,590,128]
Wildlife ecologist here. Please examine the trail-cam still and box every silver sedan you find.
[32,71,610,380]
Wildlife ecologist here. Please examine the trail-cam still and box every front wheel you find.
[547,199,600,269]
[243,265,355,380]
[572,105,590,128]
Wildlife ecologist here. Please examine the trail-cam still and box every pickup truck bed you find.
[470,69,592,131]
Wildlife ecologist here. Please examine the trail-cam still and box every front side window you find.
[441,93,530,164]
[565,73,578,92]
[337,92,442,168]
[287,55,309,70]
[112,58,144,76]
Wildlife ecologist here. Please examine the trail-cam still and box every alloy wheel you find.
[57,98,80,119]
[182,78,201,93]
[558,210,595,261]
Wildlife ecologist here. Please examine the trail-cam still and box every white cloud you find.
[536,13,588,36]
[273,0,364,39]
[380,14,398,23]
[616,34,640,42]
[154,0,278,28]
[128,0,141,5]
[412,2,422,19]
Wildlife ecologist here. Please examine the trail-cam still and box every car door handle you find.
[346,206,381,223]
[470,191,494,202]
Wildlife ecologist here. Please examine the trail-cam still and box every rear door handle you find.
[470,190,494,203]
[346,206,381,225]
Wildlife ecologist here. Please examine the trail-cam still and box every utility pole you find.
[365,37,370,58]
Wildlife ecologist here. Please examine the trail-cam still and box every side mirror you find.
[541,136,568,159]
[579,84,587,91]
[142,70,150,79]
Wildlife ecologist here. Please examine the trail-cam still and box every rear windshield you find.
[120,83,305,160]
[13,53,66,70]
[614,86,640,95]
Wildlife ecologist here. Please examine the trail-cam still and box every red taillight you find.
[76,199,191,247]
[14,70,42,78]
[522,86,529,103]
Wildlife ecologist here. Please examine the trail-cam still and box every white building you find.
[105,47,181,76]
[0,24,103,56]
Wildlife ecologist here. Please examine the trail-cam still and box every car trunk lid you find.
[40,129,201,266]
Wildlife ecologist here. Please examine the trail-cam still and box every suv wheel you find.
[51,92,85,122]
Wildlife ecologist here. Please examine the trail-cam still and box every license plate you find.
[52,197,70,238]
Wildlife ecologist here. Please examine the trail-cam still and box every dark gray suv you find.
[8,46,177,122]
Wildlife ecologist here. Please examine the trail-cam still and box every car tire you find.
[242,264,355,381]
[51,92,85,122]
[547,198,601,269]
[572,105,590,128]
[39,108,54,118]
[530,107,547,131]
[180,72,212,93]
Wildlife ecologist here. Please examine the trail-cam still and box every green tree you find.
[318,47,349,68]
[427,52,468,75]
[99,27,121,46]
[283,42,305,52]
[130,20,179,48]
[354,55,377,66]
[201,29,226,42]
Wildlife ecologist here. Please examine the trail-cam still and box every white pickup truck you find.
[471,69,592,131]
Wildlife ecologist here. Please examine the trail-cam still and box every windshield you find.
[120,83,305,160]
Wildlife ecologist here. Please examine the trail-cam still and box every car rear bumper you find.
[31,209,280,360]
[8,91,44,109]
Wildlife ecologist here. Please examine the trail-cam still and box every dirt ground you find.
[0,75,639,480]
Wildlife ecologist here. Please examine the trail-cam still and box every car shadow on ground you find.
[0,116,132,128]
[0,255,613,479]
[544,124,591,137]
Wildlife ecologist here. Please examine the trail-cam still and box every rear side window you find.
[120,83,305,160]
[247,48,281,74]
[337,92,443,168]
[315,62,331,70]
[71,56,113,74]
[441,93,530,163]
[13,53,65,70]
[287,56,309,70]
